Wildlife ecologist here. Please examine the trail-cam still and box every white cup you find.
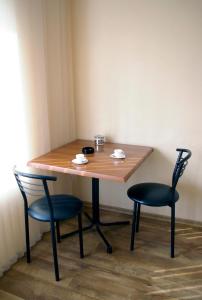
[114,149,124,157]
[76,153,85,162]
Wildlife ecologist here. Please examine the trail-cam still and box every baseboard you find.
[83,201,202,228]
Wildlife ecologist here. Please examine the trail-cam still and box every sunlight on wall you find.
[0,29,28,189]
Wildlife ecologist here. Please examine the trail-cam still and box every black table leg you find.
[91,178,113,253]
[61,177,129,253]
[96,225,112,254]
[84,212,93,223]
[61,223,93,239]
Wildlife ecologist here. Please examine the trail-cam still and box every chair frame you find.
[14,169,84,281]
[130,148,191,258]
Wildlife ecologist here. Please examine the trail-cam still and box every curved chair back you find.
[14,169,57,222]
[172,148,192,190]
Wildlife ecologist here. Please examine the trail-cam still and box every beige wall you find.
[44,0,76,149]
[43,0,76,193]
[71,0,202,221]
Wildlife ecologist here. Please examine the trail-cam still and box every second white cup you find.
[114,149,124,157]
[76,153,85,162]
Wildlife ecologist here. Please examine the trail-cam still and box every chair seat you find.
[127,183,179,207]
[28,194,83,222]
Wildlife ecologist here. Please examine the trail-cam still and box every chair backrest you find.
[172,148,192,189]
[14,168,57,221]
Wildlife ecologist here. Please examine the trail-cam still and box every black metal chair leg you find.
[171,203,175,258]
[56,221,61,243]
[136,203,141,232]
[24,209,31,263]
[130,202,138,251]
[50,221,60,281]
[78,213,84,258]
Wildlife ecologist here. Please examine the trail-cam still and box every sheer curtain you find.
[0,0,74,276]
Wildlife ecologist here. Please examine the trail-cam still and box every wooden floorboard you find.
[1,210,202,300]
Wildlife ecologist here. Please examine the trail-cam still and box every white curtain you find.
[0,0,75,276]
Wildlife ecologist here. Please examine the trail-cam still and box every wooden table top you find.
[27,139,153,182]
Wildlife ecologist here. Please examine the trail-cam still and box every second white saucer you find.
[72,158,88,165]
[110,153,126,159]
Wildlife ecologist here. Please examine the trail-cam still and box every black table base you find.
[61,178,130,253]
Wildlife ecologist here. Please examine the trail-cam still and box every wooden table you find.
[28,139,153,253]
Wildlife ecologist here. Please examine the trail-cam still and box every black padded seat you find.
[127,183,179,207]
[28,194,83,222]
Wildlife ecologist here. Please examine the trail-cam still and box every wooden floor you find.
[1,209,202,300]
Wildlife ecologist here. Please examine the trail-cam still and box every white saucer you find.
[72,158,88,165]
[110,153,126,159]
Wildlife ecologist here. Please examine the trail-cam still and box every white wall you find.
[71,0,202,221]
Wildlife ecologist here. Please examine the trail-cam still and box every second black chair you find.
[14,169,84,281]
[127,148,191,258]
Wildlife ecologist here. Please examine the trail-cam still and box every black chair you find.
[14,169,84,281]
[127,148,191,258]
